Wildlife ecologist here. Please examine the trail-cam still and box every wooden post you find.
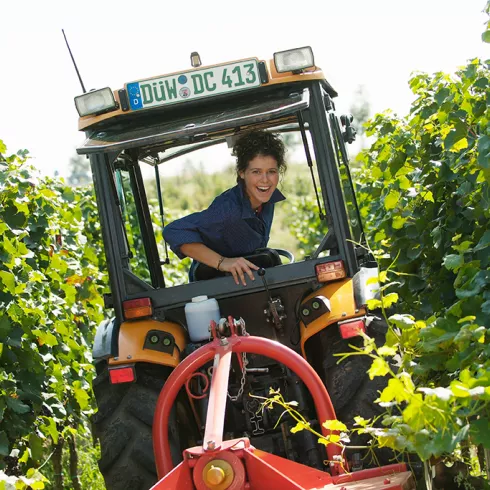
[52,437,64,490]
[68,434,82,490]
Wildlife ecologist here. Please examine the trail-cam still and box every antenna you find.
[62,29,86,93]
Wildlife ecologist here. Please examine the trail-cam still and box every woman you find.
[163,130,287,286]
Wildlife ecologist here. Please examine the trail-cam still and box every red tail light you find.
[109,366,136,384]
[315,260,346,283]
[339,319,366,339]
[123,297,152,320]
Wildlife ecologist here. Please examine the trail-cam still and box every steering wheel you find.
[274,248,295,264]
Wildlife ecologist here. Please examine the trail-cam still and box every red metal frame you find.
[153,333,342,478]
[152,328,415,490]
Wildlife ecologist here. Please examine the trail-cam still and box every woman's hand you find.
[220,257,259,286]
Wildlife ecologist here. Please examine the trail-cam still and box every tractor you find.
[74,46,415,490]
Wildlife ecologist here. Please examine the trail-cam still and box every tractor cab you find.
[76,47,414,490]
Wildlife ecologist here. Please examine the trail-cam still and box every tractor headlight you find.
[273,46,315,73]
[75,88,117,117]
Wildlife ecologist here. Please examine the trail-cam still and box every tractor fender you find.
[108,319,187,368]
[299,278,366,357]
[93,317,187,368]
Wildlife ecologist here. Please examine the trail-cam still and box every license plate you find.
[125,59,261,111]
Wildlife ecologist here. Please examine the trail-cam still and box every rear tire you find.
[92,363,191,490]
[320,316,393,467]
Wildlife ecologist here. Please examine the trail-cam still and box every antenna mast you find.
[62,29,86,93]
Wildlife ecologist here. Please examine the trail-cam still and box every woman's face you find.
[239,154,279,209]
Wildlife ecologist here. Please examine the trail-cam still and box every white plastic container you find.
[185,295,221,342]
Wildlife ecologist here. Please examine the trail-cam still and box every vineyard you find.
[1,17,489,490]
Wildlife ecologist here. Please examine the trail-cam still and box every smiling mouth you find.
[257,186,271,193]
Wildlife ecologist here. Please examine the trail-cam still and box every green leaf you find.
[392,216,407,229]
[290,421,310,434]
[366,298,383,309]
[444,122,467,151]
[450,138,468,152]
[452,241,473,253]
[397,175,411,190]
[471,418,490,448]
[0,315,12,339]
[368,357,390,379]
[474,230,490,252]
[450,381,470,398]
[389,314,416,329]
[2,237,17,255]
[73,385,90,410]
[380,378,411,403]
[381,292,399,308]
[378,345,397,356]
[456,270,489,299]
[0,431,9,456]
[482,30,490,43]
[443,254,464,271]
[32,329,58,348]
[322,419,348,431]
[482,300,490,315]
[384,190,400,210]
[19,448,29,463]
[6,397,30,414]
[0,271,16,294]
[40,417,59,444]
[422,190,434,202]
[434,87,450,106]
[477,135,490,168]
[29,433,44,462]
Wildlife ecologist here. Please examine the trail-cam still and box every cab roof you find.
[77,56,337,133]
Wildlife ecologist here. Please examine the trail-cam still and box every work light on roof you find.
[190,51,202,68]
[75,87,117,117]
[273,46,315,73]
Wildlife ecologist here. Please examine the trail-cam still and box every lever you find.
[258,268,272,300]
[258,268,285,333]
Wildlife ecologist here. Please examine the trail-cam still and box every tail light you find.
[123,297,152,320]
[315,260,346,283]
[339,319,366,339]
[109,365,136,384]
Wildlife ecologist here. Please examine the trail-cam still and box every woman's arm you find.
[180,243,259,286]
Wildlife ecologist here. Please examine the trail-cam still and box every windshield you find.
[87,81,366,300]
[115,125,329,288]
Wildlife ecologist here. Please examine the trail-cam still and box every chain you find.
[228,319,248,402]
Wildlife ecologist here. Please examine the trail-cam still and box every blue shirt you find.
[163,183,286,262]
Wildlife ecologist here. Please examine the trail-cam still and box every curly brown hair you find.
[233,130,287,183]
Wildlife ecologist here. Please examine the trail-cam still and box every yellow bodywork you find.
[300,278,366,357]
[78,58,325,131]
[108,319,187,368]
[109,280,363,366]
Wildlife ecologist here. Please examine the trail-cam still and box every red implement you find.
[152,324,415,490]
